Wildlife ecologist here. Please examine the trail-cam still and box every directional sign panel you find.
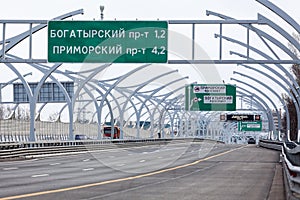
[238,121,262,131]
[48,21,168,63]
[185,84,236,111]
[226,114,261,121]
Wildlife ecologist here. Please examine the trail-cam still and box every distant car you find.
[75,134,89,140]
[248,137,256,144]
[103,126,120,139]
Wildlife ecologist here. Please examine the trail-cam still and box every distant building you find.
[272,109,282,132]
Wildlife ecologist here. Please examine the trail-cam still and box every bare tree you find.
[288,33,300,58]
[0,105,4,120]
[282,33,300,141]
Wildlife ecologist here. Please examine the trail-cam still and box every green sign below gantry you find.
[185,84,236,111]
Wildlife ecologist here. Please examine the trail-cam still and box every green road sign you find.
[238,121,262,131]
[48,21,168,63]
[185,84,236,111]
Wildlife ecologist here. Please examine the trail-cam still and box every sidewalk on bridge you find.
[268,163,285,200]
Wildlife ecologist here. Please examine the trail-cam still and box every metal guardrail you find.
[282,142,300,200]
[259,139,300,200]
[258,139,283,151]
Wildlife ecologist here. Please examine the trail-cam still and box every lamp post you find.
[100,5,104,20]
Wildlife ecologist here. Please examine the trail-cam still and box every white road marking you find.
[139,160,146,163]
[50,163,61,166]
[157,156,163,159]
[1,159,39,165]
[83,159,90,162]
[3,167,18,171]
[22,142,188,159]
[31,174,49,178]
[108,149,118,153]
[82,168,94,171]
[116,163,125,167]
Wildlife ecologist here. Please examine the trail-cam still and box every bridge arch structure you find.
[0,0,299,142]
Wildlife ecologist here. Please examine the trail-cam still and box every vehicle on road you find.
[103,126,120,139]
[247,137,256,144]
[75,134,90,140]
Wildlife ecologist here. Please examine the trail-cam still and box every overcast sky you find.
[0,0,299,22]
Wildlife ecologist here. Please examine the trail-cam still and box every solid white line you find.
[82,168,94,171]
[31,174,49,178]
[3,167,18,171]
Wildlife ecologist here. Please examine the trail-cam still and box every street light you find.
[100,5,104,20]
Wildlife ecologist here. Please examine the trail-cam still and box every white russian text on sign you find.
[247,124,261,128]
[48,21,168,63]
[194,85,226,94]
[204,96,233,104]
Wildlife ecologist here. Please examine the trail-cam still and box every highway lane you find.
[0,141,218,196]
[0,141,280,200]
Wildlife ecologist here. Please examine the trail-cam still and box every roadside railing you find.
[258,139,283,151]
[282,142,300,200]
[259,139,300,200]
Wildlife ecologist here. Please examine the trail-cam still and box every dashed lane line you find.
[2,167,18,171]
[50,163,61,166]
[82,168,94,172]
[1,146,245,200]
[31,174,49,178]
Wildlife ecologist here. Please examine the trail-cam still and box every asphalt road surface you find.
[0,141,281,200]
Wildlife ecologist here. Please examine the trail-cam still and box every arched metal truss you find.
[0,1,299,142]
